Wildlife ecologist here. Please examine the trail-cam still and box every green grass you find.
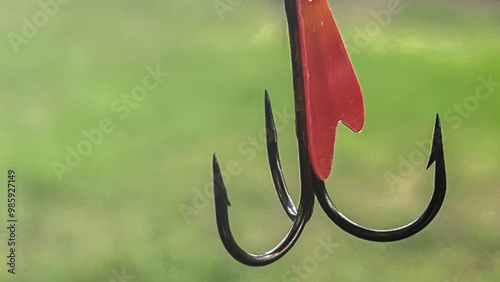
[1,1,499,281]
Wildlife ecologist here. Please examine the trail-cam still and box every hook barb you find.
[427,114,443,170]
[213,154,231,207]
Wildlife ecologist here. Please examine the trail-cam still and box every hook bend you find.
[213,155,314,266]
[213,91,315,266]
[313,114,446,242]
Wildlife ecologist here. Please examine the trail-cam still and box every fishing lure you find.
[212,0,446,266]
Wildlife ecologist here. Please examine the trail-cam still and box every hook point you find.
[265,90,278,145]
[426,113,443,170]
[213,154,231,207]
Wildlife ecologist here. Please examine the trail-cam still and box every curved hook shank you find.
[265,90,299,221]
[314,115,446,242]
[213,154,314,266]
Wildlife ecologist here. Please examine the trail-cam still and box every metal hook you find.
[268,103,446,242]
[212,91,315,266]
[265,89,446,241]
[213,0,447,266]
[313,115,446,242]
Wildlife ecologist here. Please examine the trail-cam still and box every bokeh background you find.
[1,0,499,281]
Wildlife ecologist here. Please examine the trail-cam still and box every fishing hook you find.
[213,0,446,266]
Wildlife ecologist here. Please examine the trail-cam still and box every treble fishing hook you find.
[213,0,446,266]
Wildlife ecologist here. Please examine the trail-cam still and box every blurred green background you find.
[1,0,499,281]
